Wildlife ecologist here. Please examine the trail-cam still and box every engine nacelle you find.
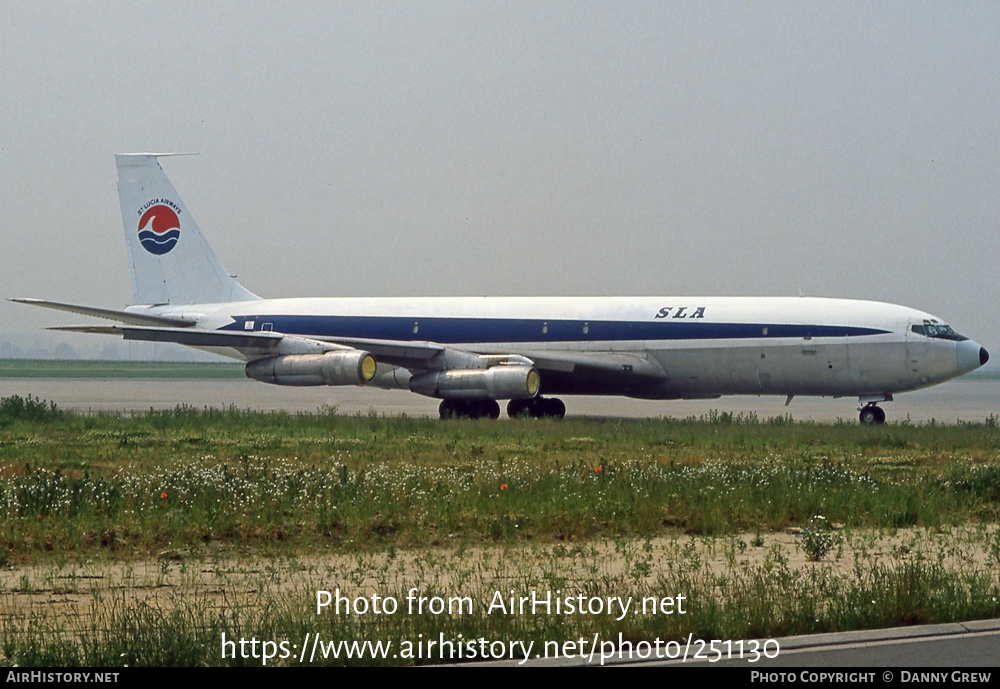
[246,351,376,387]
[408,365,540,400]
[369,364,413,390]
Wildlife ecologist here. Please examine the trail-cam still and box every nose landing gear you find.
[859,403,886,425]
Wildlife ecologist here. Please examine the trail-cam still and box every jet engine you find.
[408,365,540,400]
[245,351,376,387]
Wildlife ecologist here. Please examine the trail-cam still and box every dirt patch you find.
[2,526,998,633]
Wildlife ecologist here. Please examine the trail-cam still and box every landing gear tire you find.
[859,404,886,425]
[439,399,460,419]
[507,399,529,418]
[507,397,566,419]
[542,397,566,419]
[479,399,501,420]
[439,399,501,420]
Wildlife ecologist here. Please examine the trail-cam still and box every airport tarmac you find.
[0,375,996,422]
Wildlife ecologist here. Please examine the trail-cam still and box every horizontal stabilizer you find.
[10,298,196,327]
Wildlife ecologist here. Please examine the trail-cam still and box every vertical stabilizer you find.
[116,154,259,305]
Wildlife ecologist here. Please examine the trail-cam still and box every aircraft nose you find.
[957,340,988,374]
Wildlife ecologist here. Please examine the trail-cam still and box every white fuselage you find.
[137,295,982,401]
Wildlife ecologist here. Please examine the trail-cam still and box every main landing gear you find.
[507,396,566,419]
[438,399,501,420]
[438,397,567,419]
[859,404,886,425]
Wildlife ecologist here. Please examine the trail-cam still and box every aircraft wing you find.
[47,324,446,365]
[44,314,667,392]
[49,324,283,350]
[20,293,444,365]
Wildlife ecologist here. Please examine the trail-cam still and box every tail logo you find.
[137,204,181,255]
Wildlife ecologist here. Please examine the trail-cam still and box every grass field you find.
[1,395,999,665]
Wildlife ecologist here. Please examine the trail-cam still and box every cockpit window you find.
[911,321,968,341]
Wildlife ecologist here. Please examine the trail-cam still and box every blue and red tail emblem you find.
[137,205,181,255]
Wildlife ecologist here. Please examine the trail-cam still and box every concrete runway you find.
[0,375,996,423]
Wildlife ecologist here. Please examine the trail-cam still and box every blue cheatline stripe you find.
[223,315,890,344]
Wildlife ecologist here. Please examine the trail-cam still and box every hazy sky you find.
[3,2,999,351]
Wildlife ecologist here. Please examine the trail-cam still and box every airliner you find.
[12,154,989,423]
